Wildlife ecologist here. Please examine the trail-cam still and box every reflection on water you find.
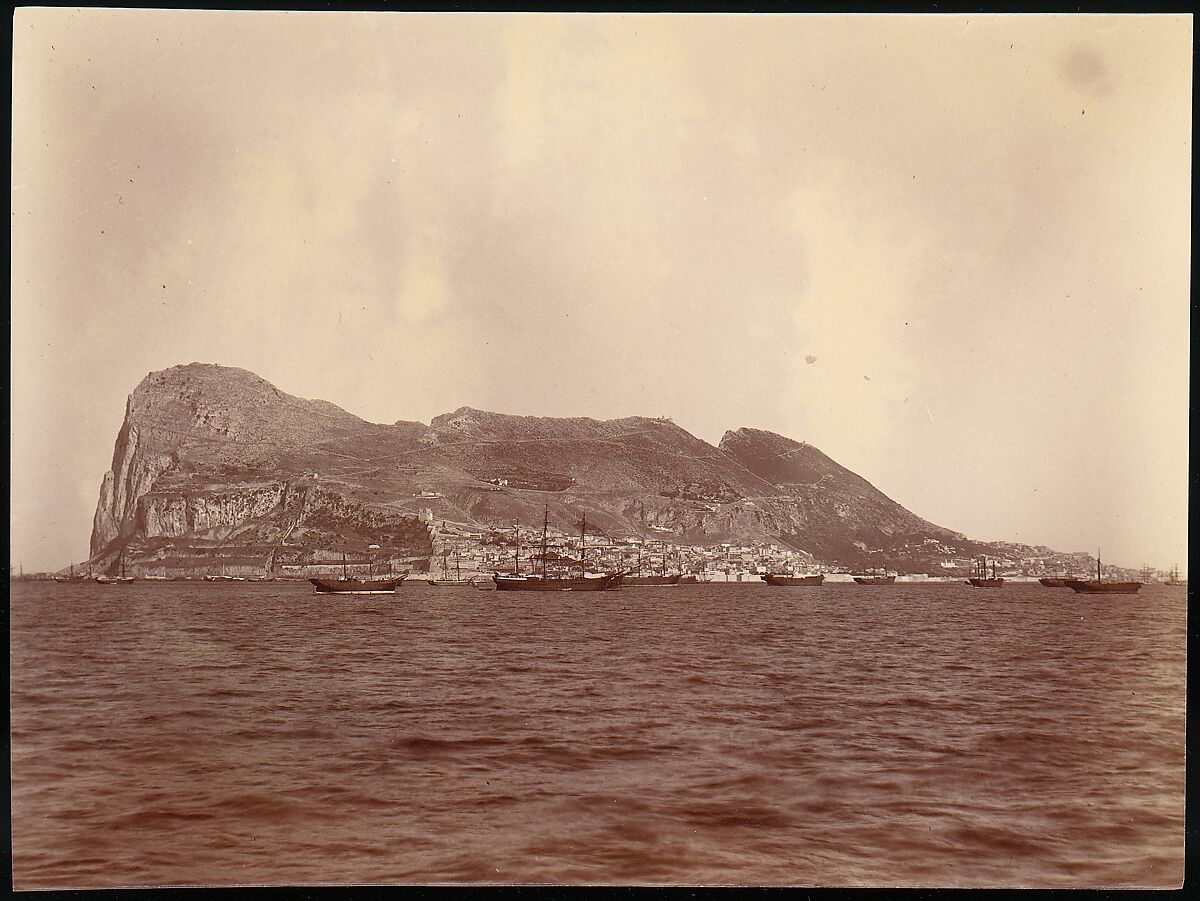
[9,581,1185,887]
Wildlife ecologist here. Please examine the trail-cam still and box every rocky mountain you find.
[87,362,1000,576]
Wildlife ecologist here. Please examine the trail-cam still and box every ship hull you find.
[853,576,896,585]
[493,574,620,591]
[1065,580,1141,594]
[1038,578,1069,588]
[621,574,683,587]
[761,573,824,586]
[967,578,1005,588]
[309,577,404,594]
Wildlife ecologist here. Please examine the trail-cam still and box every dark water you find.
[9,580,1185,888]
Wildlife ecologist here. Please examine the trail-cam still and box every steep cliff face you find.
[90,417,177,555]
[89,363,432,573]
[89,362,979,572]
[138,483,288,539]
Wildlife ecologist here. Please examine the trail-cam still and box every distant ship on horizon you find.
[1065,551,1141,594]
[309,553,405,594]
[853,567,896,585]
[492,509,622,592]
[967,557,1004,589]
[621,539,682,586]
[761,572,824,586]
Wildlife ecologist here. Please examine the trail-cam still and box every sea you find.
[9,579,1185,888]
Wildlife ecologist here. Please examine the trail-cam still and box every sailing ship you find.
[760,571,824,586]
[493,509,621,591]
[967,557,1004,588]
[427,543,473,586]
[95,551,134,584]
[309,552,405,595]
[853,567,896,585]
[622,539,682,586]
[1165,564,1183,586]
[55,562,90,583]
[1065,551,1141,594]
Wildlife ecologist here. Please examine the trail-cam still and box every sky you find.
[10,10,1191,574]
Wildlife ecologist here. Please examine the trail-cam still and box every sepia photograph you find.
[9,7,1190,889]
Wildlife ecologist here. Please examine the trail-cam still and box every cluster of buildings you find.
[424,519,1157,582]
[431,520,833,581]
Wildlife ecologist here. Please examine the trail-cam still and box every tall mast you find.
[342,551,347,580]
[455,545,461,581]
[579,514,587,577]
[514,521,520,576]
[541,506,549,579]
[1097,549,1101,583]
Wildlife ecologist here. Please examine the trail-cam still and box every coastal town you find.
[416,518,1165,584]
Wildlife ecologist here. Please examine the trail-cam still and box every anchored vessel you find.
[760,572,824,586]
[967,557,1004,588]
[492,509,621,591]
[310,553,405,594]
[95,552,134,584]
[1065,551,1141,595]
[622,539,682,586]
[853,568,896,585]
[55,563,91,583]
[622,573,682,586]
[1038,577,1070,588]
[427,544,473,586]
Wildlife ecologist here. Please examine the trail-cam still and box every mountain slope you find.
[88,363,985,574]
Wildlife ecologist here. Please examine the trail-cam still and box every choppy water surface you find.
[10,580,1185,888]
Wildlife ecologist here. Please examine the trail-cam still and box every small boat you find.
[492,508,621,592]
[96,552,134,584]
[967,557,1004,588]
[760,572,824,586]
[1066,551,1141,594]
[309,553,405,595]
